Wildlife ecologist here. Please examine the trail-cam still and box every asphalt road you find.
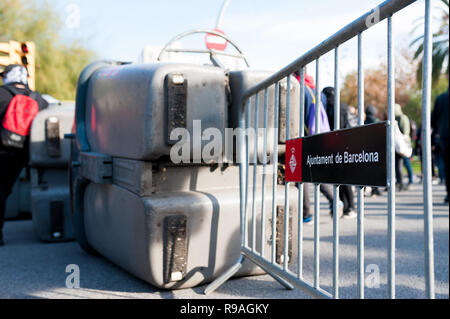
[0,183,448,299]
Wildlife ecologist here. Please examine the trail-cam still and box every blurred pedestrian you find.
[0,65,48,246]
[403,155,414,188]
[394,103,412,192]
[364,105,382,196]
[347,105,359,127]
[407,119,419,185]
[293,72,340,223]
[431,86,449,203]
[401,118,418,188]
[432,119,447,185]
[322,87,356,219]
[416,124,438,182]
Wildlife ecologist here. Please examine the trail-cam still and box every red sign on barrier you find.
[285,138,302,182]
[205,29,228,51]
[284,123,387,187]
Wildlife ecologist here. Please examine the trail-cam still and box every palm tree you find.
[410,0,449,85]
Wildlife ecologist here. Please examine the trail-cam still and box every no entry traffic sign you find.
[285,122,388,187]
[205,29,228,51]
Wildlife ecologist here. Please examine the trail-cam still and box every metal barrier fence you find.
[205,0,435,299]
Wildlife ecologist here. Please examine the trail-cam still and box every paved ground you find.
[0,183,448,299]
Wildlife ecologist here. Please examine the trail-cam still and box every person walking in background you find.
[304,78,346,220]
[434,142,447,185]
[364,105,379,126]
[364,105,382,196]
[432,116,447,186]
[406,119,419,185]
[415,124,423,181]
[431,86,449,203]
[416,123,438,183]
[403,154,414,189]
[293,72,343,223]
[0,65,48,246]
[401,118,417,189]
[322,87,356,219]
[292,70,316,223]
[394,103,412,192]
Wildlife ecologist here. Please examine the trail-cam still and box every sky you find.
[43,0,444,87]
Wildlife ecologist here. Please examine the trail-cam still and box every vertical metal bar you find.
[284,76,291,271]
[314,185,320,288]
[357,32,365,299]
[422,0,435,299]
[260,88,269,257]
[244,99,251,248]
[357,187,365,297]
[333,47,340,299]
[240,104,248,249]
[298,67,305,279]
[314,58,321,289]
[357,33,365,127]
[252,94,259,253]
[387,15,396,299]
[272,83,280,264]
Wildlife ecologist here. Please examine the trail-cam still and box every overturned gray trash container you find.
[30,103,75,242]
[4,169,31,220]
[71,61,300,289]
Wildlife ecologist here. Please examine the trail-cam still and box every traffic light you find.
[19,42,35,91]
[0,40,36,90]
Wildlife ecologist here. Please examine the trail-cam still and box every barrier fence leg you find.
[204,255,246,295]
[253,262,295,291]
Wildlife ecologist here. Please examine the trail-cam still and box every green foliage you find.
[410,0,449,86]
[0,0,95,100]
[404,75,449,127]
[404,92,423,128]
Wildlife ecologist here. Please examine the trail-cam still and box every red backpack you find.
[1,87,39,149]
